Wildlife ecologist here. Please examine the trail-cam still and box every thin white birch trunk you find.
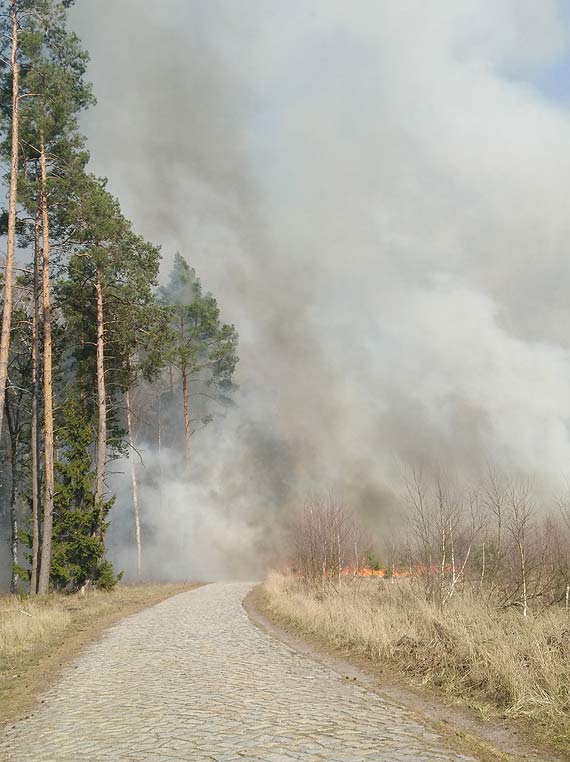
[126,388,142,577]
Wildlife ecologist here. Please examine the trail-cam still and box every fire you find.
[286,564,444,579]
[340,567,385,577]
[339,565,446,578]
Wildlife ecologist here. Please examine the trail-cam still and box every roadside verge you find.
[244,584,566,762]
[1,582,202,726]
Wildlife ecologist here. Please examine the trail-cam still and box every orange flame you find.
[340,566,385,577]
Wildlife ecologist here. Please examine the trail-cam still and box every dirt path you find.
[0,582,481,761]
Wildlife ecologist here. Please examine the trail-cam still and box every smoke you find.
[68,1,570,579]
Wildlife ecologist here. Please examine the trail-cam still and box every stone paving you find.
[0,582,477,761]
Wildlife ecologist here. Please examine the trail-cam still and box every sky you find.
[64,1,570,574]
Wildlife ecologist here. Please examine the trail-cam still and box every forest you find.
[0,0,238,595]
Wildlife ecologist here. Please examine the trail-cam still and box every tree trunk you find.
[37,132,55,596]
[157,390,164,510]
[450,519,456,587]
[9,450,18,594]
[182,366,190,466]
[157,393,162,457]
[439,520,446,603]
[30,203,41,595]
[5,393,18,594]
[0,2,20,441]
[479,539,486,593]
[518,541,528,617]
[353,535,358,577]
[336,529,341,587]
[94,267,107,535]
[126,388,141,577]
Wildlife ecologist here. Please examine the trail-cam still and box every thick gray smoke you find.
[68,1,570,579]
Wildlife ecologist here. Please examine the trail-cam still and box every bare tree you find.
[444,486,486,602]
[403,465,436,597]
[505,479,534,617]
[290,496,360,588]
[126,385,142,578]
[482,466,507,596]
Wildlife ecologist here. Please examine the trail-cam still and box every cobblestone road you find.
[1,583,477,761]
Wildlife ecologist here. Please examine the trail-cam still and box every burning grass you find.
[0,582,198,724]
[263,572,570,751]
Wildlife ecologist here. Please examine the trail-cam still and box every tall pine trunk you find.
[0,2,20,441]
[37,133,55,595]
[30,204,41,595]
[94,267,107,536]
[126,387,142,577]
[182,366,191,466]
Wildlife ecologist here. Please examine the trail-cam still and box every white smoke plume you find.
[66,1,570,579]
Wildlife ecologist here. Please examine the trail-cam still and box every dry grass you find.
[0,582,198,723]
[264,573,570,750]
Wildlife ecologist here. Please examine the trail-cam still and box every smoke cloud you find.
[68,1,570,579]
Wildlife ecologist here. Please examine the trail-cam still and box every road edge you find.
[243,583,565,762]
[1,583,204,729]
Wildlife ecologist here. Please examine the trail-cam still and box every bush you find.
[94,560,122,591]
[366,551,383,572]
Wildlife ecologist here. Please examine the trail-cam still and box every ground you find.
[0,583,197,724]
[0,582,494,762]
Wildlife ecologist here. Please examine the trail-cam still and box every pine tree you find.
[61,174,163,578]
[160,253,238,467]
[50,396,116,591]
[11,0,94,592]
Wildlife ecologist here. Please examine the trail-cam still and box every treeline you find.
[0,1,238,594]
[291,471,570,616]
[397,468,570,614]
